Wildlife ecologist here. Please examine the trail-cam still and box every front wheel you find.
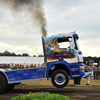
[51,70,69,88]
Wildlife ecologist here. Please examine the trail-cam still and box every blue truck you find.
[0,32,85,93]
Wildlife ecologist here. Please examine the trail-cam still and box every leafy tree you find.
[22,53,29,56]
[3,50,11,56]
[33,55,36,57]
[0,53,3,56]
[11,52,16,56]
[17,54,22,56]
[38,54,44,57]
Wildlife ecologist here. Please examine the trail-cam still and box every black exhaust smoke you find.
[0,0,47,37]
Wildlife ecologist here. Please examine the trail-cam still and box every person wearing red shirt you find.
[19,64,22,69]
[26,65,30,68]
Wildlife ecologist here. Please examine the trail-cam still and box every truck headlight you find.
[80,66,84,70]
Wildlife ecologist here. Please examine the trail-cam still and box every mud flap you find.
[74,77,81,85]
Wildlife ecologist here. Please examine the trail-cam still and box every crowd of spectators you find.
[84,64,100,79]
[84,64,100,72]
[0,63,41,70]
[0,64,10,68]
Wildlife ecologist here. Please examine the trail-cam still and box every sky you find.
[0,0,100,57]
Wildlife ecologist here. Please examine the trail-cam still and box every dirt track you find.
[0,85,100,100]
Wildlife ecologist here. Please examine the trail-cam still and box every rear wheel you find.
[8,84,15,91]
[0,73,8,94]
[51,70,69,88]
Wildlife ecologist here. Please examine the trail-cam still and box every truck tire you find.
[51,70,69,88]
[8,84,15,91]
[0,73,8,94]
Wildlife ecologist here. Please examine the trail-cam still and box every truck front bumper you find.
[79,69,85,76]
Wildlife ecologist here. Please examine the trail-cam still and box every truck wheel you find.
[8,84,15,91]
[0,73,8,94]
[51,70,69,88]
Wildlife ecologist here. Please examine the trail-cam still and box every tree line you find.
[0,50,43,57]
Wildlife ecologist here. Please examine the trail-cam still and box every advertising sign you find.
[5,67,46,82]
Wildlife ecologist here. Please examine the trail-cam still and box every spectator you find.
[26,65,30,68]
[93,64,98,79]
[10,63,14,69]
[0,65,4,68]
[34,64,36,67]
[85,65,90,72]
[22,65,25,69]
[93,64,98,72]
[16,64,20,69]
[84,64,86,71]
[88,66,93,71]
[98,64,100,72]
[14,65,17,69]
[5,64,10,68]
[90,66,94,71]
[98,64,100,78]
[3,64,6,68]
[38,64,40,67]
[19,64,22,69]
[30,64,34,68]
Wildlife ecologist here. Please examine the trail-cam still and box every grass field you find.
[21,79,100,87]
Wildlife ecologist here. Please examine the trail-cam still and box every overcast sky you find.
[0,0,100,56]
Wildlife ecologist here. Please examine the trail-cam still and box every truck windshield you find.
[75,38,80,50]
[58,42,69,50]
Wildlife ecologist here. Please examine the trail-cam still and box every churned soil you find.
[0,85,100,100]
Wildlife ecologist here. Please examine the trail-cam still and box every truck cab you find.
[42,32,85,87]
[43,32,83,63]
